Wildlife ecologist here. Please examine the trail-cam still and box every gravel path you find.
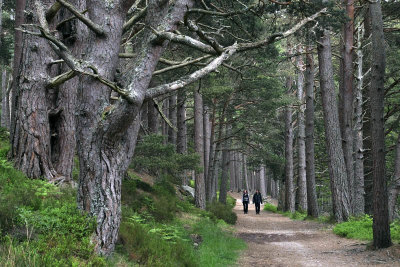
[232,194,400,266]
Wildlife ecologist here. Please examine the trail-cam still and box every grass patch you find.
[264,203,278,212]
[192,219,246,267]
[263,203,307,220]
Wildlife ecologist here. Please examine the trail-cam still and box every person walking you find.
[253,189,263,214]
[242,190,249,214]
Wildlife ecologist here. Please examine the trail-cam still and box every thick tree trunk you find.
[168,93,177,145]
[162,98,169,143]
[317,29,351,222]
[369,0,391,249]
[305,44,319,217]
[194,88,206,209]
[340,0,355,214]
[278,180,286,211]
[176,90,186,153]
[11,0,57,180]
[354,21,365,216]
[296,50,308,211]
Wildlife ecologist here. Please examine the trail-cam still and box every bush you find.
[207,201,237,225]
[333,215,373,240]
[118,215,196,266]
[264,203,278,213]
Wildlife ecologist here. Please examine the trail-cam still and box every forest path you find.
[231,193,400,267]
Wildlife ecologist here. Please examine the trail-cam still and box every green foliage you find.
[264,203,278,213]
[132,134,200,178]
[333,215,373,240]
[193,219,246,267]
[206,201,238,225]
[119,214,196,267]
[0,141,104,266]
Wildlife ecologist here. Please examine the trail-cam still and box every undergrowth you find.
[333,215,400,243]
[0,128,245,266]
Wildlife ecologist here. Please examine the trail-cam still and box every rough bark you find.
[305,44,319,217]
[230,150,237,191]
[74,0,195,255]
[369,0,391,249]
[296,50,308,211]
[11,0,58,180]
[206,104,216,201]
[317,29,350,222]
[354,21,365,216]
[340,0,355,214]
[194,88,206,209]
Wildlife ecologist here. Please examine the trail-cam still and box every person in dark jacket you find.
[253,190,263,214]
[242,190,249,214]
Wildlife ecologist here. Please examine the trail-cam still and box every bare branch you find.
[145,44,238,100]
[57,9,88,30]
[237,8,327,51]
[187,4,258,17]
[123,7,147,34]
[56,0,106,37]
[268,0,291,5]
[154,31,217,55]
[47,70,77,88]
[45,2,62,22]
[154,55,211,75]
[185,19,224,54]
[153,99,178,132]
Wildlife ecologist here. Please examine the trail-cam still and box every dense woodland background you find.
[0,0,400,265]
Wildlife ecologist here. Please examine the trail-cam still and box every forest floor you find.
[231,193,400,266]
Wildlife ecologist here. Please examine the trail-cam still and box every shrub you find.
[118,215,196,266]
[264,203,278,212]
[333,215,373,240]
[207,201,237,225]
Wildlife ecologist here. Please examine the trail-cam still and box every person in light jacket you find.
[253,189,263,214]
[242,190,249,214]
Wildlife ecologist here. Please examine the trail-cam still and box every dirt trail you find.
[232,193,400,267]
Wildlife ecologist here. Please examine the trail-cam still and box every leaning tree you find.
[13,0,326,255]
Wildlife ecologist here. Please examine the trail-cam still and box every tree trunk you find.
[317,29,350,222]
[11,0,58,180]
[1,69,9,129]
[260,164,267,198]
[203,105,211,183]
[388,133,400,221]
[10,0,26,141]
[353,21,365,216]
[168,93,177,146]
[296,49,308,211]
[219,126,229,204]
[284,78,295,213]
[148,99,159,134]
[340,0,355,214]
[194,88,206,209]
[243,154,249,192]
[206,104,216,200]
[305,44,319,217]
[369,0,391,249]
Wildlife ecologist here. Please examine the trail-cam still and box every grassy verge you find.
[0,129,246,266]
[263,203,308,220]
[333,215,400,243]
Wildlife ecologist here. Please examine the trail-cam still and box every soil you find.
[231,193,400,267]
